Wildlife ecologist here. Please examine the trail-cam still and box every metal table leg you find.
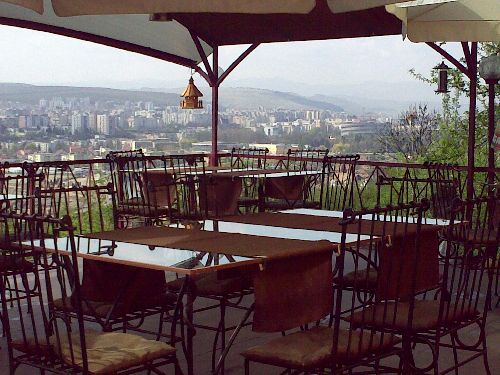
[185,276,196,375]
[212,303,254,375]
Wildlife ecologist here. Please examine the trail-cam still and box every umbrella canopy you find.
[386,0,500,42]
[1,0,41,13]
[0,0,212,67]
[0,0,404,60]
[50,0,316,16]
[8,0,407,16]
[328,0,408,13]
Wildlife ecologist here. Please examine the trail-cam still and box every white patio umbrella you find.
[1,0,41,13]
[328,0,408,13]
[0,0,212,65]
[2,0,409,16]
[386,0,500,42]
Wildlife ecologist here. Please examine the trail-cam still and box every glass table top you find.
[187,220,368,244]
[43,236,260,275]
[281,208,450,225]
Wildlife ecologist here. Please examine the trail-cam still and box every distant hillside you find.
[0,83,343,112]
[220,87,342,111]
[0,83,180,105]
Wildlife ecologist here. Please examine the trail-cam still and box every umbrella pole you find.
[464,42,478,209]
[487,80,497,195]
[190,35,259,167]
[211,47,219,167]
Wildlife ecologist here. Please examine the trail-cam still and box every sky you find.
[0,24,464,92]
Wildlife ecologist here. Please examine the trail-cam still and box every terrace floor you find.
[1,291,500,375]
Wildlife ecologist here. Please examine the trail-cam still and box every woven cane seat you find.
[349,299,479,332]
[237,197,260,207]
[241,326,400,369]
[117,204,172,217]
[264,199,320,211]
[0,254,34,273]
[53,292,177,319]
[14,330,175,374]
[56,330,176,374]
[334,268,378,290]
[167,273,252,297]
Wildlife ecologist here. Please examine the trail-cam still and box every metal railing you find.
[1,152,498,219]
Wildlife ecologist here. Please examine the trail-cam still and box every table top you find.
[202,220,366,244]
[41,225,336,275]
[282,208,450,226]
[41,235,262,276]
[141,167,321,178]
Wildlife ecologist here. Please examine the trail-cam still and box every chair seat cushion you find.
[167,273,252,297]
[349,299,479,332]
[11,330,176,374]
[237,197,260,207]
[0,254,34,273]
[334,268,378,291]
[241,326,400,369]
[53,292,177,319]
[117,204,172,217]
[264,199,320,211]
[58,330,176,374]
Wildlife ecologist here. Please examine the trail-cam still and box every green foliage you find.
[409,42,500,167]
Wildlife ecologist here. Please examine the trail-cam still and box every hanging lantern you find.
[434,62,451,94]
[180,77,203,109]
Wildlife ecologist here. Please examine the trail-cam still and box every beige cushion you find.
[53,293,177,319]
[55,330,176,374]
[117,203,172,217]
[0,254,34,273]
[54,297,118,318]
[349,299,478,332]
[334,268,378,291]
[12,330,176,374]
[241,326,399,369]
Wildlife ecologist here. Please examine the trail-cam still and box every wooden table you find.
[43,226,335,375]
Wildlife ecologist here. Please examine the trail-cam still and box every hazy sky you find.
[0,24,463,90]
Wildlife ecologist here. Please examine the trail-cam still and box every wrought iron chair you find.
[230,147,269,213]
[347,196,497,374]
[242,201,431,374]
[262,148,328,210]
[0,212,181,374]
[323,154,360,211]
[230,147,268,171]
[166,156,253,374]
[36,183,180,342]
[0,163,43,337]
[160,154,209,223]
[0,162,43,214]
[426,162,463,220]
[107,150,174,227]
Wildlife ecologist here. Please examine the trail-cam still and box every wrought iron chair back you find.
[426,162,463,219]
[0,213,78,373]
[0,162,44,215]
[443,196,498,309]
[107,151,169,226]
[241,201,431,374]
[230,147,268,170]
[1,212,180,374]
[334,201,432,367]
[159,154,209,222]
[286,148,328,171]
[323,154,359,211]
[36,183,116,235]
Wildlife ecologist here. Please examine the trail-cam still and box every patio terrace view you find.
[0,1,499,375]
